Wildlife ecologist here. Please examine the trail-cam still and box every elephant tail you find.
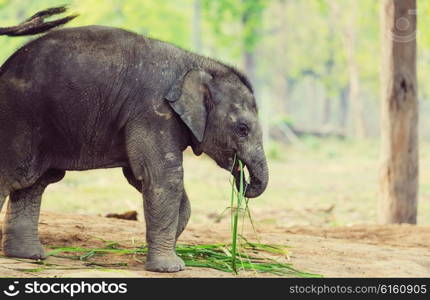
[0,6,78,37]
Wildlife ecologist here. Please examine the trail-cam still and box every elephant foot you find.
[145,252,185,273]
[2,234,46,259]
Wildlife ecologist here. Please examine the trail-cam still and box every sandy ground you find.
[0,211,429,278]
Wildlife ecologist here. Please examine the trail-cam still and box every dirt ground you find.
[0,211,429,278]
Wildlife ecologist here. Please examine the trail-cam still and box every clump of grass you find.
[47,241,319,277]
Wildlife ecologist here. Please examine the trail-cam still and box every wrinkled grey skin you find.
[0,11,268,272]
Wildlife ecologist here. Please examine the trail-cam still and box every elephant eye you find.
[236,123,249,137]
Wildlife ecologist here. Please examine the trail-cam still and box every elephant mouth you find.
[227,152,268,198]
[230,158,249,194]
[213,148,268,199]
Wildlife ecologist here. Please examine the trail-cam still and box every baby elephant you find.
[0,7,268,272]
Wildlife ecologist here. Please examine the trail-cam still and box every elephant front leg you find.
[143,165,185,272]
[123,167,190,243]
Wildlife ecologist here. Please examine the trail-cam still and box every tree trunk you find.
[323,97,331,125]
[379,0,418,224]
[323,23,335,127]
[277,0,289,116]
[329,0,366,139]
[244,50,256,87]
[193,0,202,53]
[344,5,366,139]
[347,54,366,138]
[339,86,349,133]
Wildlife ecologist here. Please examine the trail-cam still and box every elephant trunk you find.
[233,147,269,198]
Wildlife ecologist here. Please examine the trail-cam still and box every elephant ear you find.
[165,70,213,143]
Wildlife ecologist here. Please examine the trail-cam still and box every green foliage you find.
[1,0,429,108]
[0,2,428,168]
[0,0,195,65]
[71,0,193,49]
[200,0,267,60]
[1,1,430,141]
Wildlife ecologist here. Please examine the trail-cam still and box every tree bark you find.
[347,49,365,138]
[339,86,349,133]
[379,0,418,224]
[344,3,366,139]
[323,26,334,127]
[323,97,331,125]
[244,50,256,87]
[330,0,366,138]
[193,0,202,53]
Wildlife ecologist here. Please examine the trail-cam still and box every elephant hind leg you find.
[2,169,65,259]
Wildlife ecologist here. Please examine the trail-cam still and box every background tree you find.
[379,0,418,224]
[201,0,269,143]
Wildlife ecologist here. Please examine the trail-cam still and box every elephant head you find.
[165,67,268,198]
